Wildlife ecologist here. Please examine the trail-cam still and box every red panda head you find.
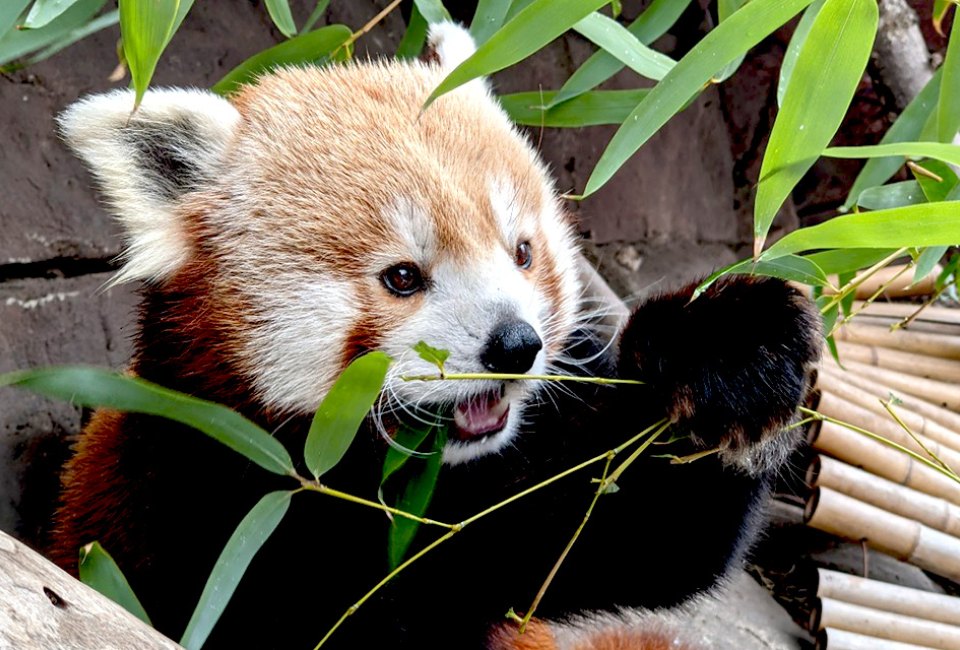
[59,23,583,464]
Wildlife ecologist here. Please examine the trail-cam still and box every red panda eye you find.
[515,241,533,269]
[381,263,425,297]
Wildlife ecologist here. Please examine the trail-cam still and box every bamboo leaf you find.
[0,366,294,475]
[423,0,608,110]
[571,11,675,82]
[412,341,449,371]
[304,351,391,478]
[692,254,827,300]
[1,0,32,35]
[469,0,511,45]
[22,0,82,29]
[934,0,956,36]
[413,0,450,24]
[180,491,292,650]
[940,16,960,142]
[777,0,824,106]
[912,159,959,202]
[803,249,897,276]
[760,202,960,260]
[78,542,152,626]
[119,0,180,109]
[387,428,446,569]
[15,8,117,70]
[0,0,103,67]
[711,0,748,83]
[581,0,814,200]
[264,0,296,38]
[754,0,877,256]
[856,181,925,210]
[825,142,960,167]
[915,246,948,284]
[550,0,691,107]
[396,4,428,59]
[212,24,352,96]
[842,69,943,210]
[499,89,650,127]
[303,0,329,32]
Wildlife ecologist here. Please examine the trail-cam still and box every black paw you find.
[618,275,821,472]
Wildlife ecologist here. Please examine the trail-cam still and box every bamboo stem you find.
[835,322,960,360]
[824,263,941,300]
[813,596,960,649]
[817,627,944,650]
[833,340,960,383]
[837,360,960,411]
[851,302,960,326]
[816,568,960,626]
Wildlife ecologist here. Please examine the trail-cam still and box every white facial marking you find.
[380,198,437,266]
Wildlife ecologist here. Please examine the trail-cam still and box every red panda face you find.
[60,24,583,464]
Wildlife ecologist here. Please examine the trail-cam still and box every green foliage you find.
[119,0,180,109]
[500,89,649,127]
[570,11,674,82]
[79,541,152,625]
[413,340,450,371]
[264,0,297,38]
[0,0,106,69]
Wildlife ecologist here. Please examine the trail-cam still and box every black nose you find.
[481,320,543,374]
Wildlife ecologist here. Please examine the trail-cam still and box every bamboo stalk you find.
[816,392,960,471]
[816,568,960,626]
[812,596,960,649]
[833,340,960,383]
[836,322,960,360]
[837,360,960,411]
[852,314,960,336]
[817,627,943,650]
[809,421,960,505]
[851,302,960,326]
[809,456,960,538]
[825,264,941,299]
[820,367,960,434]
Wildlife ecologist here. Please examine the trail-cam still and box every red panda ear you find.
[423,21,478,71]
[58,88,239,284]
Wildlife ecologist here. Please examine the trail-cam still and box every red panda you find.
[53,22,820,650]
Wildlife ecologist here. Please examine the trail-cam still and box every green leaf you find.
[550,0,691,107]
[0,0,104,67]
[940,16,960,142]
[711,0,748,83]
[912,159,959,202]
[571,11,675,82]
[14,8,117,70]
[0,366,294,475]
[396,3,428,59]
[826,142,960,167]
[500,88,649,127]
[180,491,292,650]
[119,0,180,109]
[387,428,446,569]
[857,181,926,210]
[803,249,898,276]
[934,0,956,36]
[470,0,511,45]
[22,0,82,29]
[265,0,296,38]
[303,0,329,32]
[581,0,815,200]
[761,202,960,260]
[754,0,877,256]
[382,424,435,484]
[915,246,948,284]
[424,0,608,110]
[842,69,943,211]
[413,0,450,24]
[304,351,391,478]
[0,0,32,35]
[413,341,449,371]
[164,0,192,46]
[78,541,152,626]
[691,253,828,300]
[777,0,824,106]
[212,24,352,95]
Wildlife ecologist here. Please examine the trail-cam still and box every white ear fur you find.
[426,21,477,70]
[59,88,240,284]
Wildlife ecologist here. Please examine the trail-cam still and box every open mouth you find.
[451,384,510,442]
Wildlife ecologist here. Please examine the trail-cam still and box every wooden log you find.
[851,302,960,326]
[838,360,960,411]
[816,392,960,471]
[0,529,181,649]
[836,322,960,360]
[805,487,960,582]
[821,366,960,434]
[816,568,960,626]
[834,340,960,383]
[809,456,960,538]
[812,597,960,650]
[817,627,942,650]
[810,421,960,505]
[852,314,960,336]
[824,264,942,300]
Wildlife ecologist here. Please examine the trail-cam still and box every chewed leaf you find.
[413,341,450,371]
[79,541,151,625]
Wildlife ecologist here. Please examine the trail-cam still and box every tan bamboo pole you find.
[824,264,942,299]
[821,366,960,434]
[812,597,960,650]
[817,627,943,650]
[816,568,960,626]
[834,340,960,383]
[836,322,960,360]
[816,392,960,471]
[809,456,960,538]
[809,421,960,505]
[852,315,960,337]
[817,369,960,454]
[839,360,960,411]
[852,302,960,326]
